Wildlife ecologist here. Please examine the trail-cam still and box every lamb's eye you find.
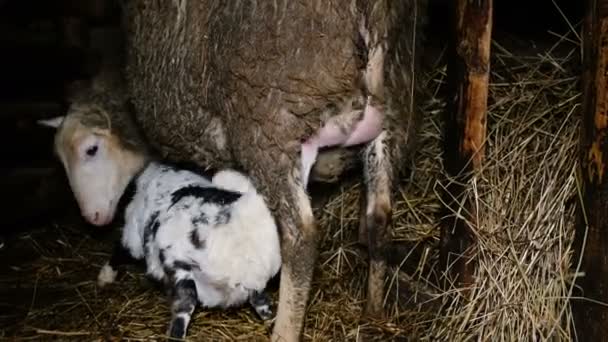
[86,145,98,157]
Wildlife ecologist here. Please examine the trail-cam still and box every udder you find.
[301,103,383,188]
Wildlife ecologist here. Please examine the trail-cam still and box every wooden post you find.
[573,0,608,339]
[440,0,493,289]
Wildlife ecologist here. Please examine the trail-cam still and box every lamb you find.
[97,164,281,339]
[121,2,427,340]
[39,69,281,339]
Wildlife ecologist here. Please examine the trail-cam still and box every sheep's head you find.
[39,103,147,227]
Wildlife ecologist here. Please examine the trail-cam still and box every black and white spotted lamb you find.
[96,162,281,338]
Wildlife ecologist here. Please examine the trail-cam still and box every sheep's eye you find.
[86,145,98,157]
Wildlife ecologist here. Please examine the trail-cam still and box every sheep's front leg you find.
[271,169,318,342]
[361,131,393,317]
[249,290,273,321]
[167,277,198,340]
[97,240,136,287]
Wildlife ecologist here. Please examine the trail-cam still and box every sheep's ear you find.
[37,116,65,129]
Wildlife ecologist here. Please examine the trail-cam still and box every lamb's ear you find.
[37,116,65,129]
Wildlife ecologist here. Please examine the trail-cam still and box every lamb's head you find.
[39,101,148,227]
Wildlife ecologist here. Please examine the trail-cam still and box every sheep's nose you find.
[87,211,101,225]
[84,210,111,226]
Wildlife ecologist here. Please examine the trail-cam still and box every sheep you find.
[120,1,427,340]
[96,163,282,339]
[39,71,282,339]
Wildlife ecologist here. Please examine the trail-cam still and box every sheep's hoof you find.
[97,262,118,287]
[362,299,386,321]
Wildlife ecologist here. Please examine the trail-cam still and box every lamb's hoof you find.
[249,290,274,321]
[97,263,118,287]
[167,318,187,341]
[256,304,273,321]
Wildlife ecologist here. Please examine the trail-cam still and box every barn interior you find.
[0,0,585,340]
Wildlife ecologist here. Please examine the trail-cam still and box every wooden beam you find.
[440,0,493,290]
[573,0,608,339]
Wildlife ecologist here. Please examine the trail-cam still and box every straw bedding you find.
[0,26,582,342]
[425,32,581,341]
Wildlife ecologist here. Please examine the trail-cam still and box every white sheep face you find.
[39,115,144,227]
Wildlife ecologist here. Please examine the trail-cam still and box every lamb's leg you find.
[249,290,273,321]
[97,240,136,287]
[271,169,318,342]
[361,131,393,317]
[167,277,198,340]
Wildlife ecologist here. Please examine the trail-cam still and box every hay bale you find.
[422,34,581,340]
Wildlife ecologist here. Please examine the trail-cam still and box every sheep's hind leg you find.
[97,240,136,287]
[167,277,198,340]
[361,131,393,317]
[272,168,318,342]
[249,290,273,320]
